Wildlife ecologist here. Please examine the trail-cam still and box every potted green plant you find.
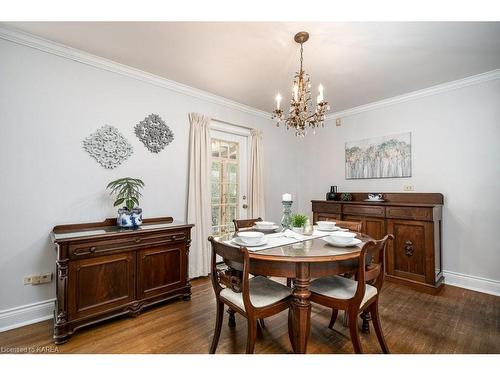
[290,213,308,234]
[106,177,145,228]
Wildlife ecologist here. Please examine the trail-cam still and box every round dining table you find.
[214,231,372,354]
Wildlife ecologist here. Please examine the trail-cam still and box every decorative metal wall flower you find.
[134,113,174,153]
[83,125,133,169]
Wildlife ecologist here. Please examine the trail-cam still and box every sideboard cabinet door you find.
[68,252,136,320]
[386,219,434,284]
[137,244,187,299]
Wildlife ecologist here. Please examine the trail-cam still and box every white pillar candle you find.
[282,193,292,201]
[275,93,282,110]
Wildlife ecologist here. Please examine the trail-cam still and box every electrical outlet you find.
[24,273,53,285]
[403,185,414,191]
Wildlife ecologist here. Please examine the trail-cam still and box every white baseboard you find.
[444,271,500,296]
[0,299,55,333]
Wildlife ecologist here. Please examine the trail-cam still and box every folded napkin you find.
[282,229,306,240]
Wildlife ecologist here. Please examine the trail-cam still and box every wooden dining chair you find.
[233,217,262,232]
[208,236,292,354]
[309,234,394,354]
[335,220,362,232]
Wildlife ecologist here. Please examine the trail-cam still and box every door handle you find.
[242,204,248,209]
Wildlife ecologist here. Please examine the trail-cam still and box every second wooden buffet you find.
[312,193,444,294]
[51,217,193,344]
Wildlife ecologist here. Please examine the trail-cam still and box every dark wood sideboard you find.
[312,193,444,294]
[51,217,193,344]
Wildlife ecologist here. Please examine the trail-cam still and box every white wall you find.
[298,78,500,290]
[0,38,300,319]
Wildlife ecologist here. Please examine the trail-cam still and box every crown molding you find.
[325,69,500,121]
[0,26,272,120]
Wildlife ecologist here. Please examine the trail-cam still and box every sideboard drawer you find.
[69,231,187,259]
[343,205,385,218]
[312,202,341,214]
[386,207,433,221]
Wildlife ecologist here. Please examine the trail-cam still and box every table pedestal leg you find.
[288,263,311,354]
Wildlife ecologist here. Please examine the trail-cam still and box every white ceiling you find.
[4,22,500,112]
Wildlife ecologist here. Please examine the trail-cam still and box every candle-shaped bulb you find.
[275,93,282,110]
[318,84,324,102]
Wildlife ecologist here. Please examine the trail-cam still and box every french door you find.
[210,125,249,236]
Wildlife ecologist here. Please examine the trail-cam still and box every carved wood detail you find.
[404,240,414,257]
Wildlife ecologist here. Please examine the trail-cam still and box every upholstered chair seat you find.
[310,276,377,307]
[220,276,291,310]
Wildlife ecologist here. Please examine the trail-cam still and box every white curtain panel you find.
[187,113,212,278]
[248,129,266,219]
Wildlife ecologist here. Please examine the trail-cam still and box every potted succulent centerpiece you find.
[290,213,308,234]
[106,177,145,228]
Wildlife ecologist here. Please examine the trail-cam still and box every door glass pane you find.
[211,140,220,157]
[229,143,238,160]
[227,163,238,184]
[211,161,220,182]
[211,138,239,236]
[220,143,228,158]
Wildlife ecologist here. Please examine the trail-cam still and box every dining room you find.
[1,0,499,373]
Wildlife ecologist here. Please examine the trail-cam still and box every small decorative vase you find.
[291,226,304,235]
[340,192,353,201]
[326,185,338,201]
[117,207,143,228]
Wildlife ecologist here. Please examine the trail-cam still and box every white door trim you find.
[210,120,252,137]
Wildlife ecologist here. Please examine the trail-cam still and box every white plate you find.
[322,237,362,248]
[252,225,280,232]
[232,236,268,247]
[314,225,346,232]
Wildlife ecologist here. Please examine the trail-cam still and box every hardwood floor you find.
[1,278,499,354]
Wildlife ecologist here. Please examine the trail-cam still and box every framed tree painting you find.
[345,132,412,179]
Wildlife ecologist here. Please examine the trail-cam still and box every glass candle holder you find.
[281,200,293,231]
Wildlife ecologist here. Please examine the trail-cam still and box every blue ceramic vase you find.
[117,207,143,228]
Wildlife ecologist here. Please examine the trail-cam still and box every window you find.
[211,138,240,235]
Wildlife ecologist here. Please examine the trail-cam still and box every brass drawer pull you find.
[134,237,142,243]
[89,246,97,253]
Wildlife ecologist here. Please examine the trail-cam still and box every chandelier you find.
[272,31,330,137]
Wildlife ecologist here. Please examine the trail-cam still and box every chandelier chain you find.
[300,43,304,72]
